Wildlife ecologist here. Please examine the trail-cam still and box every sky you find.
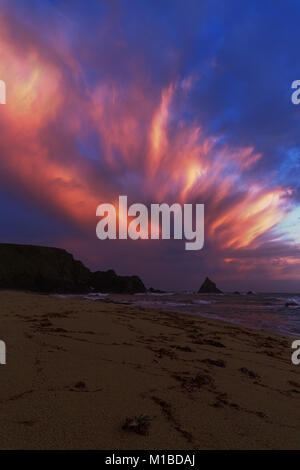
[0,0,300,292]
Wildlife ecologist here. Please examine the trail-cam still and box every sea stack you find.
[198,277,223,294]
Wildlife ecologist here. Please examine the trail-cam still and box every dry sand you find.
[0,290,299,449]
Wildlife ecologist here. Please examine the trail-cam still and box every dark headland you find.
[0,243,146,294]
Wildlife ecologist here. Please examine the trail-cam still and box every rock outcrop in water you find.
[148,287,166,294]
[91,269,146,294]
[198,277,223,294]
[0,243,146,294]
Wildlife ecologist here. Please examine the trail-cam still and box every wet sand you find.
[0,290,299,449]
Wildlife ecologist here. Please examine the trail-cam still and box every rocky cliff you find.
[0,244,91,293]
[0,244,146,294]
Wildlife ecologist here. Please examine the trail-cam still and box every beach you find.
[0,290,299,449]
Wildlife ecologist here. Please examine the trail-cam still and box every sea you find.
[53,291,300,337]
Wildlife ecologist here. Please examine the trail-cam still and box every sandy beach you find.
[0,290,299,449]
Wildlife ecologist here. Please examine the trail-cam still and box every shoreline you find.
[49,290,300,338]
[0,290,299,449]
